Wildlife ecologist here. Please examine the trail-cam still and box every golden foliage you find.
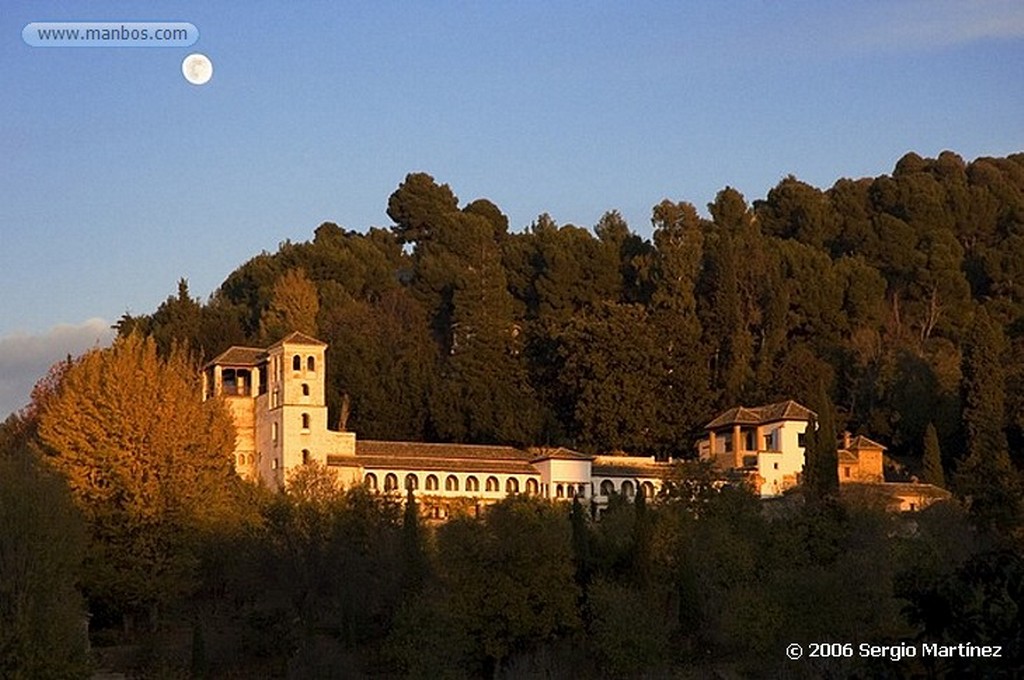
[36,333,237,530]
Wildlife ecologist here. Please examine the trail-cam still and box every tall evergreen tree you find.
[803,382,839,503]
[630,485,653,587]
[922,422,946,488]
[570,496,593,591]
[400,489,428,597]
[957,308,1021,532]
[0,438,89,678]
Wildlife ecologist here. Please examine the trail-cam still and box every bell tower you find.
[256,332,330,488]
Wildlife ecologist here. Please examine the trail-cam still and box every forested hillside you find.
[120,151,1024,473]
[6,151,1024,677]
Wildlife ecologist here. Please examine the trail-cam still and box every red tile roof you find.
[205,346,266,368]
[268,331,327,348]
[704,400,816,429]
[356,440,533,462]
[592,462,668,478]
[846,435,886,451]
[336,455,538,476]
[529,447,594,463]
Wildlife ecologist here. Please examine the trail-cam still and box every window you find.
[486,476,499,492]
[302,449,311,465]
[293,355,301,371]
[445,475,459,492]
[222,368,239,396]
[798,432,807,448]
[556,484,564,498]
[384,473,398,492]
[365,473,378,491]
[307,356,315,372]
[579,484,588,497]
[405,474,419,491]
[600,480,615,496]
[301,413,310,430]
[621,480,635,498]
[764,434,773,450]
[272,422,278,443]
[745,430,755,451]
[641,481,655,498]
[773,462,779,470]
[302,383,310,396]
[844,466,852,478]
[505,477,519,494]
[426,475,439,491]
[466,476,480,492]
[272,458,279,470]
[237,454,244,467]
[526,479,539,495]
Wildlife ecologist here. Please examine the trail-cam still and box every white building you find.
[204,332,669,512]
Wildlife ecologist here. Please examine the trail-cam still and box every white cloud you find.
[0,319,115,419]
[843,0,1024,51]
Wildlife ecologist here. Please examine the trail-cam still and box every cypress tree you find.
[957,308,1020,533]
[631,485,652,586]
[804,382,839,503]
[400,489,428,596]
[922,422,946,488]
[570,497,592,598]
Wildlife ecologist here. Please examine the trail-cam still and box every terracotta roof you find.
[838,450,859,464]
[529,447,595,462]
[842,481,952,500]
[846,435,886,451]
[356,440,532,462]
[872,482,951,498]
[268,331,327,348]
[592,463,668,478]
[335,455,539,476]
[327,457,363,468]
[704,400,816,429]
[703,406,763,428]
[591,455,667,478]
[205,346,266,368]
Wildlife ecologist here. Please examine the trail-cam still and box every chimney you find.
[842,430,851,449]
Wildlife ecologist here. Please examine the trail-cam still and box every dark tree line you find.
[120,151,1024,482]
[5,414,1023,677]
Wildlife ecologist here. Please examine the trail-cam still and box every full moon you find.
[181,53,213,85]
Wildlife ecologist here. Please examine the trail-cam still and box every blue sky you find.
[1,0,1022,416]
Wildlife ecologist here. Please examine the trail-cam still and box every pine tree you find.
[260,268,320,341]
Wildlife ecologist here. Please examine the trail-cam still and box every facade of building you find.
[205,335,948,513]
[698,400,948,509]
[203,332,668,511]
